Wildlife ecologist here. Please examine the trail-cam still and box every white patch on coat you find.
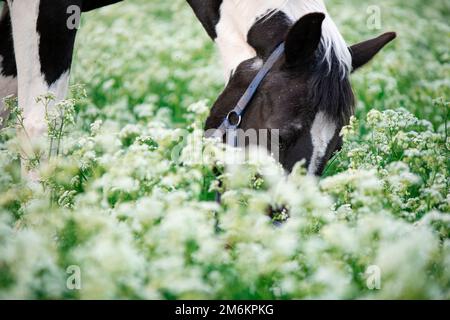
[8,0,46,138]
[308,111,336,175]
[215,0,351,78]
[215,0,257,79]
[251,58,263,70]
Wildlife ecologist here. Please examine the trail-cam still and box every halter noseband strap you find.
[208,42,285,146]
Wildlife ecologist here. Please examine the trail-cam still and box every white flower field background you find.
[0,0,449,299]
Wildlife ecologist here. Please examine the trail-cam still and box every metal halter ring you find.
[226,110,242,127]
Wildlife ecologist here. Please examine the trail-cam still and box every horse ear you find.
[350,32,397,71]
[284,12,325,67]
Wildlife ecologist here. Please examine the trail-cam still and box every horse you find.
[0,0,395,179]
[187,0,396,175]
[0,0,123,178]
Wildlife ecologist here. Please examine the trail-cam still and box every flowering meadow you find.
[0,0,449,299]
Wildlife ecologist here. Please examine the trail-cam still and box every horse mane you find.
[254,0,352,77]
[310,44,355,126]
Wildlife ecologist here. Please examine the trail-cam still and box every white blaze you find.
[308,111,336,175]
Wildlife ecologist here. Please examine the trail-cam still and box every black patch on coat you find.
[280,129,314,172]
[82,0,123,12]
[0,5,17,77]
[37,0,83,86]
[247,11,291,59]
[187,0,222,39]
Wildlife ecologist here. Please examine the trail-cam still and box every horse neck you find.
[216,0,351,78]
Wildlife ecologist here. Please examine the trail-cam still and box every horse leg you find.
[0,4,17,129]
[7,0,81,179]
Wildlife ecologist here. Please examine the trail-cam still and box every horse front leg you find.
[0,4,17,129]
[8,0,81,179]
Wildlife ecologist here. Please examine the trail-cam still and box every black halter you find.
[208,42,285,146]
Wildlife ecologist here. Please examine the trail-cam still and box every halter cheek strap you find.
[207,42,286,146]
